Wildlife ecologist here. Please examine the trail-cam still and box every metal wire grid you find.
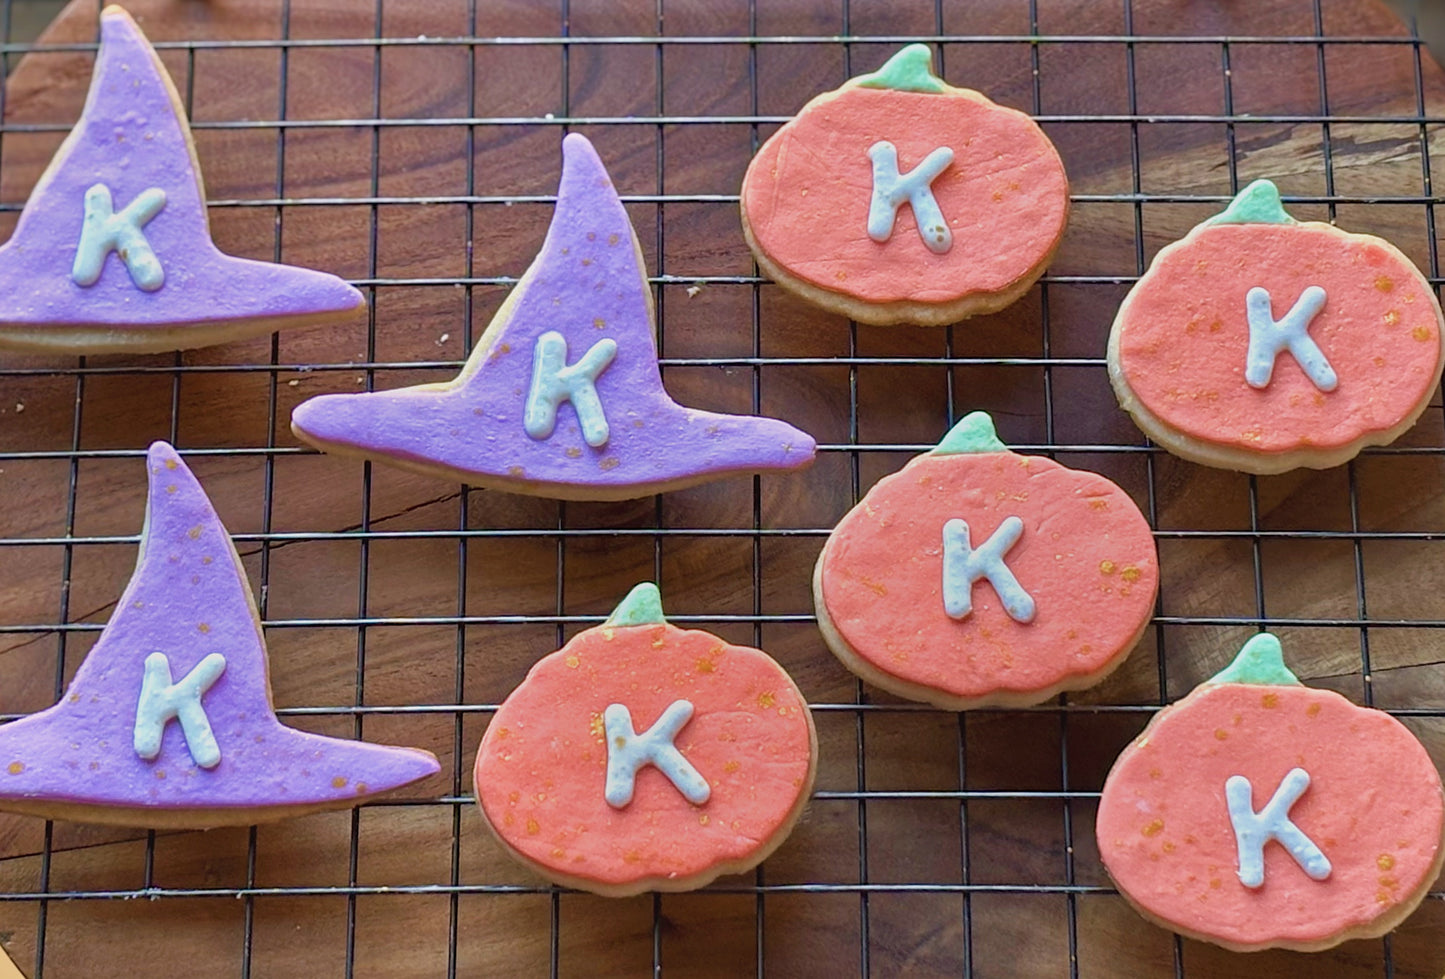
[0,0,1436,976]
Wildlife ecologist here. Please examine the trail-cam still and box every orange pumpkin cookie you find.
[473,583,817,897]
[1108,179,1445,473]
[1096,633,1445,952]
[814,412,1157,709]
[741,44,1069,326]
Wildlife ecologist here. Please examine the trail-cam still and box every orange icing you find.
[743,87,1068,304]
[1116,224,1441,453]
[819,451,1157,698]
[475,622,812,887]
[1097,683,1443,946]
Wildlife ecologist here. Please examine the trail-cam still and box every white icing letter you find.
[867,141,954,253]
[524,330,618,448]
[1244,286,1335,392]
[604,699,710,808]
[942,516,1035,623]
[72,183,167,291]
[133,651,227,769]
[1225,768,1331,888]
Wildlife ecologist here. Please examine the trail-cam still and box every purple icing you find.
[0,8,362,331]
[291,134,816,495]
[0,442,438,816]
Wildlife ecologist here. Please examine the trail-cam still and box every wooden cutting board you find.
[0,0,1441,976]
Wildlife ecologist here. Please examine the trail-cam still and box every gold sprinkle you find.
[1209,877,1221,890]
[565,655,580,669]
[165,458,178,470]
[1088,499,1108,511]
[599,457,620,471]
[608,234,619,246]
[1141,819,1164,837]
[198,623,210,634]
[1099,560,1116,575]
[1413,325,1432,341]
[133,600,145,609]
[614,737,627,749]
[758,691,775,709]
[1307,703,1322,717]
[1378,853,1396,871]
[1375,275,1395,292]
[355,782,368,795]
[1121,566,1141,584]
[1379,875,1398,889]
[698,814,710,825]
[1262,692,1279,709]
[202,556,213,565]
[331,776,347,789]
[1385,309,1400,325]
[166,484,177,494]
[495,727,510,740]
[565,447,581,458]
[589,713,604,740]
[1213,729,1228,741]
[6,762,22,775]
[508,465,525,476]
[504,812,515,827]
[581,258,592,266]
[1148,767,1162,780]
[696,658,715,674]
[187,525,202,540]
[155,770,166,780]
[1376,890,1393,905]
[593,318,606,329]
[526,818,540,835]
[724,761,741,773]
[1162,841,1176,853]
[551,847,565,858]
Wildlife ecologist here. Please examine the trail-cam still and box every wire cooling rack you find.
[0,0,1442,976]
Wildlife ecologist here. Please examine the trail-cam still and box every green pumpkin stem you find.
[1204,179,1298,228]
[932,411,1008,455]
[606,582,667,627]
[854,44,949,94]
[1207,633,1302,686]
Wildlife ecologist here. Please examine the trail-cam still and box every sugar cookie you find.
[814,412,1157,709]
[1108,179,1445,473]
[474,583,816,896]
[1096,633,1445,952]
[741,44,1068,325]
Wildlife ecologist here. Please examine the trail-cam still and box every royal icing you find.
[941,516,1035,623]
[1225,768,1331,888]
[867,142,954,253]
[132,651,226,769]
[0,442,438,825]
[72,184,167,291]
[603,700,710,808]
[474,583,815,891]
[1112,184,1444,455]
[741,45,1068,306]
[524,332,618,447]
[817,413,1157,703]
[0,8,363,346]
[1095,634,1445,949]
[292,134,815,498]
[1244,286,1335,391]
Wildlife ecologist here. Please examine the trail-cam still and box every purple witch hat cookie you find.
[291,134,816,501]
[0,442,438,828]
[0,7,364,354]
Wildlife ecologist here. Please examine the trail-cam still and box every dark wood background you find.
[0,0,1441,976]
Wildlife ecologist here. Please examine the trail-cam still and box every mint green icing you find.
[933,411,1008,455]
[606,582,666,627]
[854,44,947,95]
[1204,179,1298,227]
[1207,633,1302,686]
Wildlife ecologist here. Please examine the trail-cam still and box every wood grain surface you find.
[0,0,1440,976]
